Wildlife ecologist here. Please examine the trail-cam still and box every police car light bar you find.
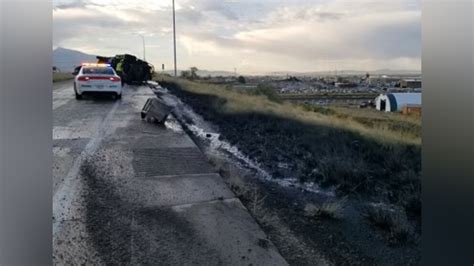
[81,63,111,67]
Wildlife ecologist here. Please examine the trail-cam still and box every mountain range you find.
[53,47,98,72]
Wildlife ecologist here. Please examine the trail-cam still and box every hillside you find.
[53,47,97,72]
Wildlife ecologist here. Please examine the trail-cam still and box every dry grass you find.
[248,187,268,215]
[157,75,421,220]
[329,106,421,141]
[156,75,420,145]
[304,198,347,219]
[53,72,74,82]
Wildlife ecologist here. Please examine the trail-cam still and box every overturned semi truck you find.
[97,54,154,85]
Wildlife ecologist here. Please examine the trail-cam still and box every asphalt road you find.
[52,81,287,265]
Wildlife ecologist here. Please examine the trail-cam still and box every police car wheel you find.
[74,85,82,100]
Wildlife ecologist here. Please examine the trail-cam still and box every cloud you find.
[53,0,421,73]
[53,7,134,45]
[54,0,87,10]
[177,0,421,71]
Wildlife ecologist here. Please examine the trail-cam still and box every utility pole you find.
[172,0,177,76]
[139,34,146,61]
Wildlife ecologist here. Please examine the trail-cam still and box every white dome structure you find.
[375,93,422,112]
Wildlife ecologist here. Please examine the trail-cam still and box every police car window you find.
[83,67,114,75]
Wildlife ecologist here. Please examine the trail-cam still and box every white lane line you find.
[53,101,120,235]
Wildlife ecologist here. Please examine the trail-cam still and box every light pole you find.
[172,0,177,76]
[138,34,146,61]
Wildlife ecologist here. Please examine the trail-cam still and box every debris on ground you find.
[141,97,172,123]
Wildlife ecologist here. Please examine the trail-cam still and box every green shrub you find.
[301,104,336,115]
[248,84,282,103]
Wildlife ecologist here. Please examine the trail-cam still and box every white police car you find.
[73,63,122,100]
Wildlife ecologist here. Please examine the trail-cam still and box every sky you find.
[53,0,421,74]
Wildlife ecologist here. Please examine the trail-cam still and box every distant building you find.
[375,93,422,112]
[400,79,422,88]
[368,76,400,85]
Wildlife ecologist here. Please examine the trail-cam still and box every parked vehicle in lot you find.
[73,63,122,100]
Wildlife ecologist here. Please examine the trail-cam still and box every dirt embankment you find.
[158,79,421,265]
